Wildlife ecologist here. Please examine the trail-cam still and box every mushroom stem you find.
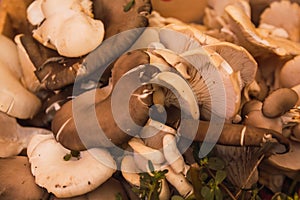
[180,120,290,152]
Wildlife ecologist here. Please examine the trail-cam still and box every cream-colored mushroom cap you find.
[259,1,300,42]
[28,134,116,198]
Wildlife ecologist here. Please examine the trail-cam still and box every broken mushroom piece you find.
[259,0,300,42]
[0,156,49,200]
[262,88,298,118]
[0,111,52,158]
[27,134,116,198]
[280,55,300,88]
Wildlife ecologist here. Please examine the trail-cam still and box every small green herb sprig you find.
[132,160,168,200]
[63,150,80,161]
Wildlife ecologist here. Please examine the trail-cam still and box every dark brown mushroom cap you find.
[0,156,49,200]
[262,88,298,118]
[93,0,151,39]
[49,178,128,200]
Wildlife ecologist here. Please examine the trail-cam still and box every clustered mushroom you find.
[1,0,300,199]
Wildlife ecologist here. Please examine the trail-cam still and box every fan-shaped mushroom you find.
[280,55,300,88]
[0,156,49,200]
[27,134,116,198]
[259,0,300,42]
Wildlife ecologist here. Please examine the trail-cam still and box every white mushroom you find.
[27,134,116,198]
[28,0,105,57]
[0,60,41,119]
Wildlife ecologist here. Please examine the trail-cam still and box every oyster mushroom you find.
[27,134,117,198]
[259,0,300,42]
[280,55,300,88]
[268,141,300,179]
[0,34,23,79]
[203,41,257,87]
[0,111,52,158]
[49,178,129,200]
[51,50,151,150]
[262,88,298,118]
[28,0,105,57]
[224,4,300,58]
[0,156,49,200]
[0,59,41,119]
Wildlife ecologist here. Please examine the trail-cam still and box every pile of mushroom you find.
[1,0,300,199]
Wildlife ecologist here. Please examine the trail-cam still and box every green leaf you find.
[123,0,135,12]
[115,192,123,200]
[71,150,80,158]
[201,186,214,200]
[215,170,227,185]
[200,172,209,182]
[208,157,225,170]
[148,160,155,172]
[214,187,223,200]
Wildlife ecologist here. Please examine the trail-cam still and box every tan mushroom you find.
[280,55,300,88]
[0,156,49,200]
[259,0,300,42]
[224,4,300,58]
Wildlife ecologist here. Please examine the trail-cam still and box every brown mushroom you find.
[51,50,152,150]
[0,156,49,200]
[262,88,298,118]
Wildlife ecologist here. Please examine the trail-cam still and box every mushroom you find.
[0,111,52,158]
[51,50,152,150]
[49,178,129,200]
[0,59,41,119]
[259,0,300,42]
[28,0,105,57]
[0,34,23,79]
[27,134,117,198]
[268,141,300,179]
[280,55,300,88]
[0,156,49,200]
[203,41,258,87]
[242,100,283,133]
[262,88,298,118]
[224,4,300,58]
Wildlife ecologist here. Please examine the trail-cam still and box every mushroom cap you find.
[203,41,257,86]
[268,141,300,172]
[0,156,49,200]
[262,88,298,118]
[259,0,300,42]
[93,0,151,39]
[49,178,128,200]
[0,60,41,119]
[225,4,300,58]
[27,134,117,198]
[0,34,23,79]
[280,55,300,88]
